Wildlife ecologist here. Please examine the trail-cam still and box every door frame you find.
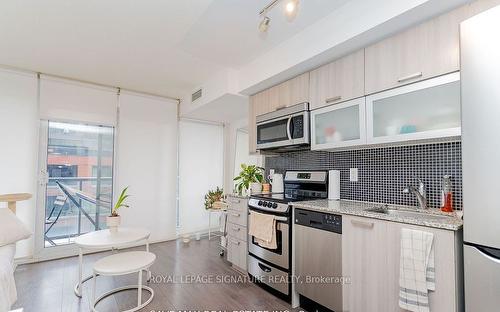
[34,119,116,261]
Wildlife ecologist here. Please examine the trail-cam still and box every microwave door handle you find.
[286,117,293,140]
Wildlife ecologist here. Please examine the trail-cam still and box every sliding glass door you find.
[40,121,114,248]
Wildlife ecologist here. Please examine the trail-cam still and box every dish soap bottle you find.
[441,175,453,212]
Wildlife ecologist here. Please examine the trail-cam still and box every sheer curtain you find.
[178,120,224,234]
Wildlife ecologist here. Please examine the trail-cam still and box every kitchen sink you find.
[364,205,453,221]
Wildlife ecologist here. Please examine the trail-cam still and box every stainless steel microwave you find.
[256,102,310,151]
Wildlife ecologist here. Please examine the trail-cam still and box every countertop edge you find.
[292,200,463,231]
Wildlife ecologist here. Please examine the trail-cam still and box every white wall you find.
[178,120,224,234]
[0,69,38,258]
[116,92,178,242]
[224,118,262,193]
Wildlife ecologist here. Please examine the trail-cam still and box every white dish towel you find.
[248,211,277,249]
[399,228,435,312]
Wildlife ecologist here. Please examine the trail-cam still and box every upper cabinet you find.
[311,97,366,150]
[364,7,463,94]
[280,72,310,109]
[366,72,461,144]
[310,50,365,110]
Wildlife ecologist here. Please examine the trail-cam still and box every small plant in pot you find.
[233,164,265,195]
[204,187,225,210]
[107,186,130,233]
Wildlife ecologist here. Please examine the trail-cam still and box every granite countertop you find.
[292,199,463,231]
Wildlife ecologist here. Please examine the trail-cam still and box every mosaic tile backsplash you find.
[265,142,462,210]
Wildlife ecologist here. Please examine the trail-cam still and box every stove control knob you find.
[272,203,278,209]
[266,202,273,208]
[258,200,263,206]
[262,201,267,207]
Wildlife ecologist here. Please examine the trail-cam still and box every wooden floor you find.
[13,238,295,311]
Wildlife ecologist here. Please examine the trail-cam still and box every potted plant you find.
[204,187,225,210]
[107,186,130,233]
[233,164,265,195]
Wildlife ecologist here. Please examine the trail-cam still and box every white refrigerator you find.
[461,5,500,311]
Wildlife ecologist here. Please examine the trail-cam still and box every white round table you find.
[73,227,151,297]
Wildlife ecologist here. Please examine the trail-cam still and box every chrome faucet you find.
[403,178,428,209]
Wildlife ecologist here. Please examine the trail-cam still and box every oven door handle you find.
[274,216,288,222]
[286,116,293,140]
[248,210,289,223]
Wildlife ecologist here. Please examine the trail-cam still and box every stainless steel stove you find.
[247,170,328,301]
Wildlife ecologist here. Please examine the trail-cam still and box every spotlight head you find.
[259,16,271,32]
[285,0,299,19]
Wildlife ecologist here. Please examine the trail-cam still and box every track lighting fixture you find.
[258,0,300,33]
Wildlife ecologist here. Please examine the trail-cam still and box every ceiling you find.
[0,0,351,99]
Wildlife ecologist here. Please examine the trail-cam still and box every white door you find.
[36,120,115,257]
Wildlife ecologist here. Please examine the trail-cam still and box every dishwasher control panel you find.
[294,208,342,234]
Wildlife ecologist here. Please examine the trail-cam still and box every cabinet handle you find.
[275,105,287,111]
[325,96,342,104]
[230,240,240,246]
[231,213,241,217]
[351,219,374,228]
[397,72,423,83]
[233,227,240,231]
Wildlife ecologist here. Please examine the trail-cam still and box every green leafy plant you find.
[204,187,224,210]
[112,186,130,216]
[233,164,265,195]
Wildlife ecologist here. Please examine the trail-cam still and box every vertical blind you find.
[39,75,118,126]
[178,120,224,234]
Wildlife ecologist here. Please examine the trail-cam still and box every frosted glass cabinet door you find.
[366,72,461,144]
[311,97,366,150]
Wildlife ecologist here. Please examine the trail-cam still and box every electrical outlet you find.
[350,168,358,182]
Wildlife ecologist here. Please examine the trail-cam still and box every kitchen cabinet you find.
[364,8,462,94]
[311,97,366,150]
[342,214,463,312]
[366,72,461,144]
[270,72,310,110]
[226,195,248,272]
[342,216,389,312]
[364,0,500,95]
[385,222,462,312]
[309,49,364,110]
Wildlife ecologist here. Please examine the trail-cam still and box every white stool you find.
[91,251,156,312]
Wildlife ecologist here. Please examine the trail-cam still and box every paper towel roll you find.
[328,170,340,200]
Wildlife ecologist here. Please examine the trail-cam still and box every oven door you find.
[248,216,289,270]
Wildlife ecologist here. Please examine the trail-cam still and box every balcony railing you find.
[45,176,112,246]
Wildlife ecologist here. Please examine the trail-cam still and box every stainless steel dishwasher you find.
[295,208,342,312]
